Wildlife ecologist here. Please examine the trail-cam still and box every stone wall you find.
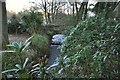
[1,1,9,50]
[0,1,2,80]
[0,1,2,50]
[0,0,7,79]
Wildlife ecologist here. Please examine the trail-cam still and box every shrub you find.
[31,34,49,60]
[52,13,119,79]
[20,9,43,34]
[7,14,21,34]
[7,8,44,34]
[2,36,52,79]
[2,36,32,70]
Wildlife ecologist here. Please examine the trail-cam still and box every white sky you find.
[5,0,119,13]
[6,0,99,14]
[6,0,32,13]
[6,0,96,13]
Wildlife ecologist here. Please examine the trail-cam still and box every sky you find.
[6,0,31,13]
[6,0,97,13]
[5,0,120,13]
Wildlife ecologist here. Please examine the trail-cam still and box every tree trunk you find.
[0,1,9,50]
[51,1,54,23]
[44,1,48,24]
[78,2,84,21]
[72,3,75,16]
[83,2,88,20]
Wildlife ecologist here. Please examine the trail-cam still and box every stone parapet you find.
[0,0,5,2]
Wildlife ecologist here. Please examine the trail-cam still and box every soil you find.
[8,34,28,43]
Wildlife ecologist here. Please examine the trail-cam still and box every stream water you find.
[47,45,60,67]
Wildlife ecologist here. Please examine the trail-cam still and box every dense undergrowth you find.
[2,13,120,79]
[51,13,120,79]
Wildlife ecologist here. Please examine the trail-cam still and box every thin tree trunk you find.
[78,3,85,20]
[51,1,54,23]
[44,1,48,24]
[75,2,78,17]
[73,3,75,16]
[83,2,88,20]
[47,12,51,23]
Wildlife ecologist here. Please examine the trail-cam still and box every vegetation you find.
[2,36,32,70]
[52,13,119,79]
[2,37,53,80]
[30,34,49,59]
[8,8,44,35]
[20,9,43,34]
[1,0,120,80]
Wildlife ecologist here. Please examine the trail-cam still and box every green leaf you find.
[47,63,59,70]
[0,50,16,53]
[23,58,29,69]
[7,42,20,50]
[21,41,31,52]
[12,42,20,49]
[2,69,19,73]
[58,68,63,74]
[7,45,18,50]
[19,45,25,53]
[19,42,23,49]
[15,64,22,70]
[30,67,40,72]
[103,55,108,62]
[25,36,33,44]
[32,63,40,68]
